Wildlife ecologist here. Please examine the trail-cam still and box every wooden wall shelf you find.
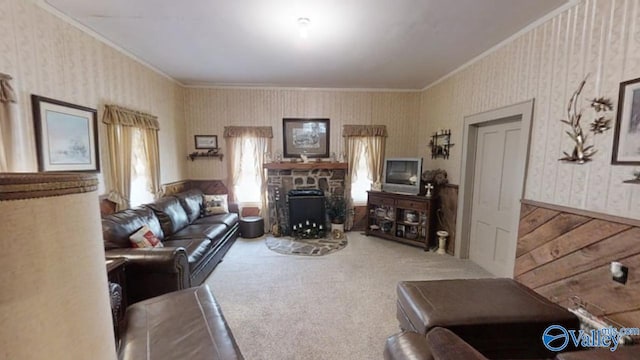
[263,162,348,170]
[429,129,453,159]
[188,152,224,161]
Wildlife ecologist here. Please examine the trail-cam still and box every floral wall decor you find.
[559,76,614,164]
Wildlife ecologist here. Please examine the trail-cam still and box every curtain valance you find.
[223,126,273,138]
[102,105,159,130]
[342,125,387,137]
[0,73,16,104]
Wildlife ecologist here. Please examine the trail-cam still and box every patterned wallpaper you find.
[0,0,186,193]
[184,88,421,180]
[420,0,640,220]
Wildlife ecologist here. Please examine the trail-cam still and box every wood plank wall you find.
[515,200,640,328]
[438,184,458,255]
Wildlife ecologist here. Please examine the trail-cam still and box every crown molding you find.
[184,83,421,93]
[33,0,183,86]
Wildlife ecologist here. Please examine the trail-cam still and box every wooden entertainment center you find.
[365,191,437,250]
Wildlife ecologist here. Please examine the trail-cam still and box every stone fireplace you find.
[264,162,348,235]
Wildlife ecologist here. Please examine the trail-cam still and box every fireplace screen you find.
[287,189,326,235]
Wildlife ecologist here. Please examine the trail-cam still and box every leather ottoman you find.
[239,216,264,238]
[396,278,580,359]
[120,285,243,360]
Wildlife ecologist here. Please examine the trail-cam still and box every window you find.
[224,126,272,224]
[234,138,262,205]
[351,139,372,206]
[129,129,154,207]
[103,105,160,211]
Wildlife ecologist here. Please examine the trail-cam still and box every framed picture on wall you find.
[194,135,218,149]
[612,77,640,165]
[283,118,330,158]
[31,95,100,172]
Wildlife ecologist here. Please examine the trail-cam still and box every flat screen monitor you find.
[382,158,423,195]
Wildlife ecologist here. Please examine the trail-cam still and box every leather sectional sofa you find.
[102,188,239,304]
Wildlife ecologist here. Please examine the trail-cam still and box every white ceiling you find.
[43,0,568,90]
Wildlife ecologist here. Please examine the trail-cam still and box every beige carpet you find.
[206,232,491,360]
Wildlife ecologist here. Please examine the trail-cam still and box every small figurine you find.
[425,183,434,198]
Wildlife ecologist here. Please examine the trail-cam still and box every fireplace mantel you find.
[263,162,348,170]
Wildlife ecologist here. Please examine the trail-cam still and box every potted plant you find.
[326,195,347,238]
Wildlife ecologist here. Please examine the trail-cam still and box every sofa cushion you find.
[129,225,164,248]
[203,194,229,215]
[146,197,190,236]
[174,189,204,224]
[193,213,239,229]
[163,238,212,271]
[169,224,227,242]
[103,207,164,250]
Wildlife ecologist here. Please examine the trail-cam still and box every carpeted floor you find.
[205,232,491,360]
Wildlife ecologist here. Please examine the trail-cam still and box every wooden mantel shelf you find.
[263,162,348,170]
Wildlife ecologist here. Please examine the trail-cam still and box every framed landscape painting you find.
[194,135,218,149]
[612,77,640,165]
[283,118,330,158]
[32,95,100,172]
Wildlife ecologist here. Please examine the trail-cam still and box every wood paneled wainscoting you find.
[515,200,640,329]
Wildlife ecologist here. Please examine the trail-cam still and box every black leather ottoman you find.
[239,216,264,238]
[396,278,580,359]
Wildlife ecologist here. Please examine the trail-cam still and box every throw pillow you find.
[129,225,164,248]
[202,194,229,215]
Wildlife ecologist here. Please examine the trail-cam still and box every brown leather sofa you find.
[102,188,239,304]
[384,328,640,360]
[395,278,580,359]
[119,285,244,360]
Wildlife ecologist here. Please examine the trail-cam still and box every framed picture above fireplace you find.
[283,118,330,158]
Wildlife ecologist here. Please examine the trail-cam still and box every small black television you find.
[382,157,423,195]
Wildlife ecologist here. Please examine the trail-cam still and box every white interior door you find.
[469,119,523,276]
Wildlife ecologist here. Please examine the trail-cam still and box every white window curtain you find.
[343,125,387,229]
[0,73,26,172]
[224,126,272,228]
[0,74,15,172]
[102,105,160,211]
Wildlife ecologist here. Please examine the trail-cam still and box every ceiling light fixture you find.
[297,17,310,38]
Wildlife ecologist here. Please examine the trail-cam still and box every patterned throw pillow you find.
[202,194,229,216]
[129,225,164,248]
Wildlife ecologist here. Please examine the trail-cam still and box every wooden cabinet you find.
[365,191,437,250]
